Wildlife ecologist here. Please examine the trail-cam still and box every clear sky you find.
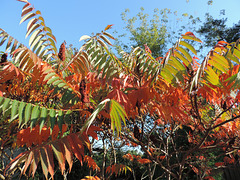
[1,0,239,51]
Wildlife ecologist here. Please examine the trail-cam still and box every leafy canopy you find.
[0,0,240,180]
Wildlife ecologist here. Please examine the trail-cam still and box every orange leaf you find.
[62,137,73,172]
[104,24,113,31]
[138,158,151,164]
[40,147,49,179]
[45,144,55,179]
[184,32,196,37]
[81,176,100,180]
[52,141,66,174]
[84,155,100,171]
[23,151,33,175]
[29,149,40,177]
[159,155,166,160]
[123,153,133,161]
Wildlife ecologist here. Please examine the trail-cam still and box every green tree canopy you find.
[197,13,240,47]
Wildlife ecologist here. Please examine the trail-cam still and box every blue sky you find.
[1,0,239,51]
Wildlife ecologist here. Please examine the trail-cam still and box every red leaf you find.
[84,155,100,171]
[215,162,224,167]
[205,176,215,180]
[67,134,84,163]
[84,125,102,140]
[190,165,199,175]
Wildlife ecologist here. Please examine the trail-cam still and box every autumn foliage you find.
[0,0,240,179]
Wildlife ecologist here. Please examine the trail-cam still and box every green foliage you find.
[115,7,201,58]
[197,13,240,47]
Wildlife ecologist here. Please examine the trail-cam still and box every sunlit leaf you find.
[79,35,91,42]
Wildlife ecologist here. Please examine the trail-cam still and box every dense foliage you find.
[198,13,240,49]
[115,7,200,58]
[1,0,240,179]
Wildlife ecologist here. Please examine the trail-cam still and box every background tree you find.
[197,13,240,48]
[115,7,201,58]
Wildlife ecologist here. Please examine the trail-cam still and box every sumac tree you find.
[0,1,240,180]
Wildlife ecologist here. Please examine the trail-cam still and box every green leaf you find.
[2,98,11,115]
[174,51,190,67]
[39,107,48,133]
[35,43,47,56]
[227,50,240,64]
[10,100,19,122]
[97,39,108,50]
[102,32,115,40]
[57,110,64,132]
[0,96,4,108]
[208,59,227,73]
[29,29,42,45]
[176,46,192,63]
[57,83,66,88]
[205,67,221,86]
[47,76,62,84]
[64,110,72,124]
[169,56,186,71]
[18,101,26,127]
[233,48,240,62]
[27,18,38,31]
[53,79,63,86]
[100,35,112,45]
[179,41,197,55]
[161,68,174,83]
[44,72,56,81]
[110,99,127,136]
[181,35,202,43]
[30,106,40,129]
[225,73,237,85]
[24,103,32,124]
[213,53,230,69]
[33,39,47,53]
[49,109,56,131]
[82,99,110,133]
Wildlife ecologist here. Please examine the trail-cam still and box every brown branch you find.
[210,114,240,131]
[121,132,179,179]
